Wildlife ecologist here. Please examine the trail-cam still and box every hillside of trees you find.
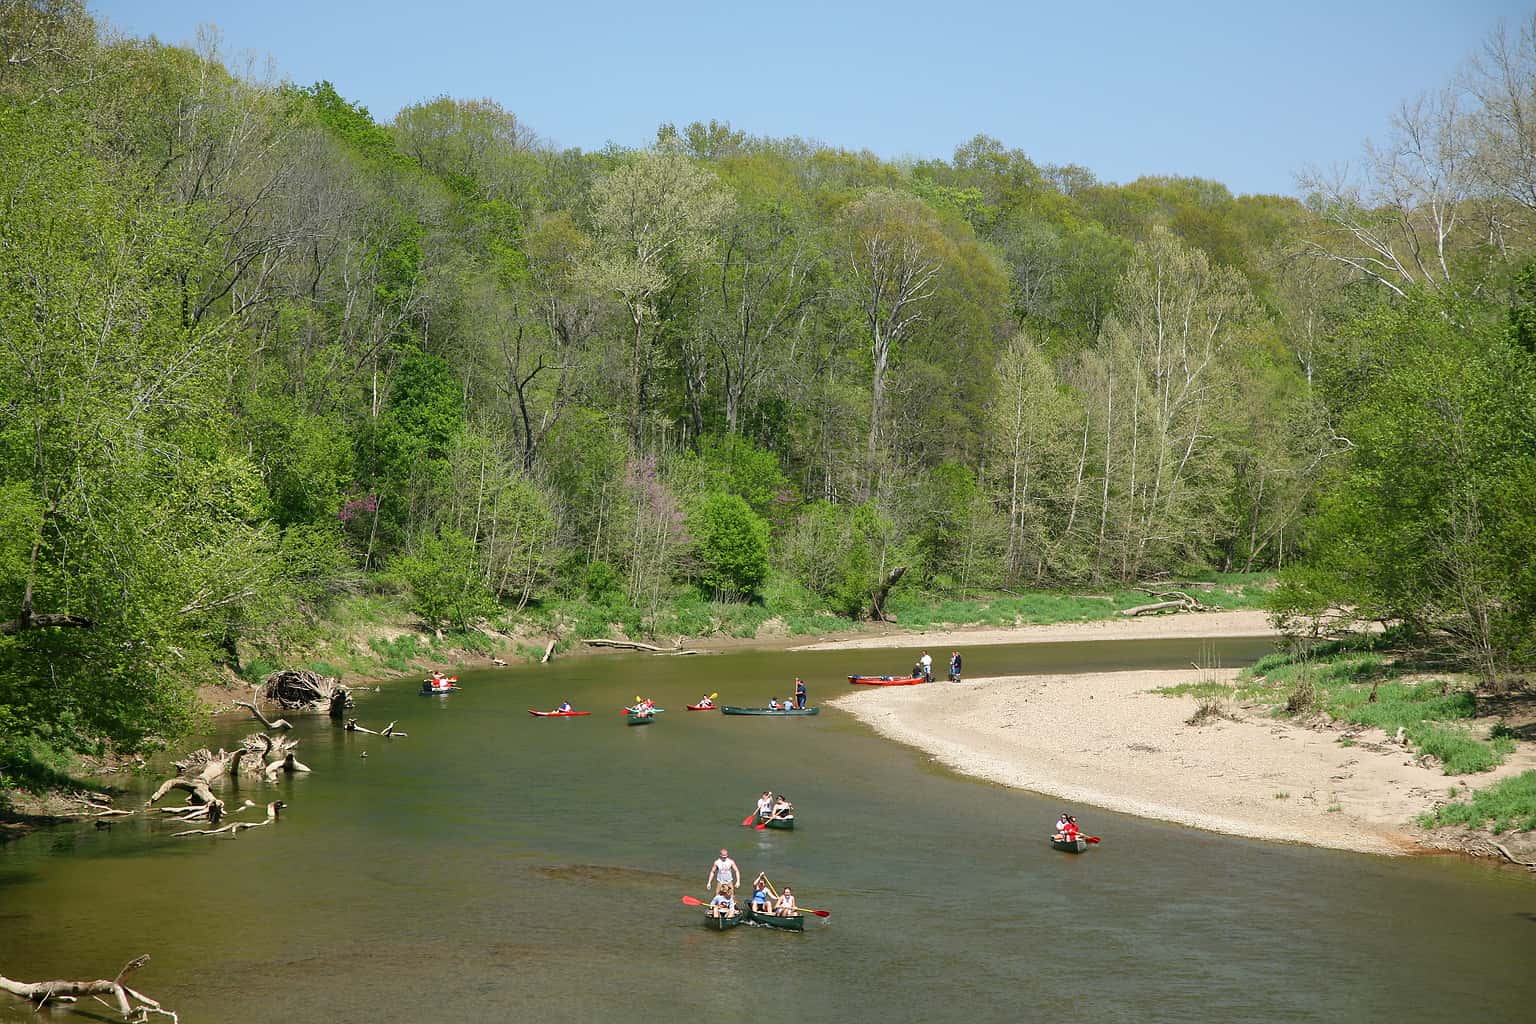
[2,1,1533,772]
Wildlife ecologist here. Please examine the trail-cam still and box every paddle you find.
[754,812,790,830]
[741,810,758,826]
[1085,836,1101,844]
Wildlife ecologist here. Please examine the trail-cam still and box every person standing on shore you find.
[707,849,739,892]
[948,651,962,682]
[794,678,807,709]
[919,651,933,682]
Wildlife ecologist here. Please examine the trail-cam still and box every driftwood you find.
[541,638,556,663]
[345,719,408,738]
[868,566,907,622]
[172,800,283,839]
[233,691,292,730]
[580,638,700,655]
[0,954,175,1021]
[1120,590,1215,617]
[251,733,310,779]
[262,669,351,714]
[1490,841,1536,870]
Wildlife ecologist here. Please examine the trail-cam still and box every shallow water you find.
[3,637,1533,1023]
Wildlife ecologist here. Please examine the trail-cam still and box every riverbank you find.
[830,668,1536,860]
[790,608,1278,651]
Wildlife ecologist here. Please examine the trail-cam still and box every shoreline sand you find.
[830,668,1536,857]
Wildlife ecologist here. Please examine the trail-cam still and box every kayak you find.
[527,710,591,717]
[1051,837,1088,853]
[703,910,745,931]
[622,708,666,715]
[685,703,718,711]
[848,675,925,686]
[745,908,805,931]
[720,706,819,716]
[420,683,459,694]
[754,814,795,831]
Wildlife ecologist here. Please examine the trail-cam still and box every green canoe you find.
[626,715,655,726]
[745,908,805,931]
[1050,837,1088,853]
[754,814,795,830]
[719,706,819,716]
[703,909,745,930]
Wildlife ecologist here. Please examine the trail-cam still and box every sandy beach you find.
[791,608,1279,651]
[830,667,1536,856]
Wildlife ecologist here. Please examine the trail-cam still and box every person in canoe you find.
[708,884,738,918]
[750,877,772,913]
[1053,814,1080,843]
[707,849,740,892]
[761,794,794,826]
[554,701,574,713]
[775,886,797,917]
[755,791,774,819]
[948,650,962,683]
[794,678,807,709]
[767,697,781,710]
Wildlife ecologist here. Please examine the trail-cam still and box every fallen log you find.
[0,954,174,1020]
[580,638,700,655]
[1120,600,1190,617]
[541,638,556,663]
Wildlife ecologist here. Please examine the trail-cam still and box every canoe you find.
[527,710,591,717]
[703,909,745,931]
[685,703,718,711]
[626,714,655,726]
[754,814,795,831]
[719,706,819,716]
[420,683,458,694]
[1050,837,1088,853]
[622,708,666,715]
[848,675,925,686]
[745,908,805,931]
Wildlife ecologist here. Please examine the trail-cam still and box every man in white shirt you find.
[707,849,739,891]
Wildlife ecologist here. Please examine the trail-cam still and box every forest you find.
[2,0,1534,775]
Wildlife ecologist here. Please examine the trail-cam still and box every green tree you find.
[690,493,771,600]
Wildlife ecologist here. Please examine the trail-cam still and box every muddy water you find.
[2,637,1532,1023]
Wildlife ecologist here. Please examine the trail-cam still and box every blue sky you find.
[92,1,1530,196]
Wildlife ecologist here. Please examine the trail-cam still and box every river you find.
[2,637,1532,1023]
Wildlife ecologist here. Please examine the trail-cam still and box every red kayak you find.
[848,675,926,686]
[685,703,718,711]
[527,709,591,717]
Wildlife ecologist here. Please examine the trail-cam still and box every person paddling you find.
[755,791,774,819]
[750,879,772,913]
[697,694,714,709]
[709,884,738,918]
[775,886,798,917]
[554,701,573,713]
[794,678,807,709]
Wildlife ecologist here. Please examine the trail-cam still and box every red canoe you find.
[527,710,592,717]
[848,675,926,686]
[685,703,718,711]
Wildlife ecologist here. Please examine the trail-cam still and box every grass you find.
[1418,771,1536,833]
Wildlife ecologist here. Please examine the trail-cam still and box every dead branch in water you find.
[233,690,292,730]
[0,953,176,1021]
[172,800,284,839]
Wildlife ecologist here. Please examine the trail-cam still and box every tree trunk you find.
[868,565,907,622]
